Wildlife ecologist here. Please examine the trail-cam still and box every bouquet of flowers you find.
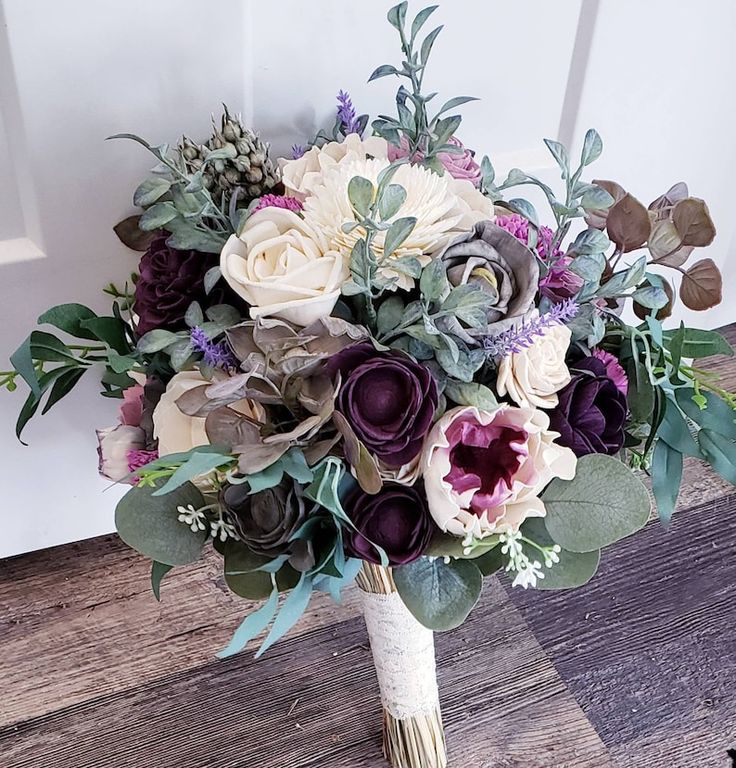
[5,4,735,767]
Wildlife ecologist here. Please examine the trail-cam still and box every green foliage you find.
[151,561,174,601]
[115,481,208,566]
[543,454,651,552]
[651,438,682,525]
[393,556,483,630]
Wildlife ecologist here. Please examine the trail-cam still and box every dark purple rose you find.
[548,356,627,457]
[330,342,438,468]
[134,233,225,336]
[345,483,433,565]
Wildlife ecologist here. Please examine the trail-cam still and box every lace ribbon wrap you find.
[361,590,440,720]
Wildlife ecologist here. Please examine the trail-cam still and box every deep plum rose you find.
[548,356,628,457]
[421,405,576,539]
[330,342,438,468]
[344,483,433,565]
[134,233,225,336]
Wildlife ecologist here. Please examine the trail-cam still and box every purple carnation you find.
[344,483,433,566]
[329,342,438,468]
[548,356,628,457]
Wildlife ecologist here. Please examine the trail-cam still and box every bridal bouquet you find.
[6,3,735,766]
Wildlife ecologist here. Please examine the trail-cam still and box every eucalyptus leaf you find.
[699,429,736,485]
[151,561,173,601]
[347,176,374,217]
[38,304,98,340]
[543,454,651,552]
[393,557,482,631]
[133,177,171,208]
[217,587,279,658]
[580,128,603,166]
[651,438,682,525]
[443,380,498,410]
[383,216,417,257]
[675,389,736,440]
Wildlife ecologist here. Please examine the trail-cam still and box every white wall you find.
[0,0,733,557]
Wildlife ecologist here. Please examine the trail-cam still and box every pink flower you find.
[421,405,577,539]
[388,136,482,187]
[96,425,146,482]
[119,384,144,427]
[251,194,304,214]
[592,348,629,396]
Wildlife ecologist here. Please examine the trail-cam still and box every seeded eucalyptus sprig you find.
[369,3,478,172]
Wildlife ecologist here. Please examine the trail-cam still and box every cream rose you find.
[153,371,264,456]
[280,134,390,201]
[496,323,572,409]
[220,207,348,327]
[421,404,577,539]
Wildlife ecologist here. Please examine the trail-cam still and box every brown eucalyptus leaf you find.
[237,443,290,475]
[296,374,336,416]
[113,215,156,251]
[649,181,689,212]
[303,433,342,466]
[648,220,694,267]
[585,180,627,229]
[633,278,674,321]
[606,193,651,252]
[332,411,382,494]
[679,258,722,310]
[672,198,716,247]
[225,324,261,361]
[205,406,262,449]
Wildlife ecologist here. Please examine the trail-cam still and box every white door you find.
[1,0,733,558]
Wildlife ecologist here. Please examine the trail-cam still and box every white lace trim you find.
[361,590,440,720]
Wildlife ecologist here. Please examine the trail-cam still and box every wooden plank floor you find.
[2,327,736,767]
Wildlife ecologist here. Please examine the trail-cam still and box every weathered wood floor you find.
[2,328,736,767]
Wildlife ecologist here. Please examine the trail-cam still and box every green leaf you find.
[580,185,614,211]
[631,286,668,309]
[387,2,407,29]
[10,335,41,397]
[676,389,736,440]
[137,329,180,354]
[474,547,504,576]
[255,573,314,658]
[543,138,569,176]
[420,25,443,66]
[443,380,498,410]
[377,295,405,336]
[139,201,178,230]
[115,480,207,566]
[410,4,438,42]
[699,429,736,485]
[185,301,204,328]
[204,266,222,295]
[224,544,273,599]
[80,317,130,354]
[153,450,235,496]
[435,96,478,117]
[281,449,314,484]
[29,330,78,363]
[217,587,279,658]
[508,198,538,227]
[419,259,449,303]
[151,561,173,601]
[133,177,171,207]
[543,454,651,552]
[383,216,417,257]
[520,518,600,590]
[377,183,407,221]
[570,228,611,255]
[657,400,702,458]
[569,252,606,282]
[662,328,733,359]
[651,439,682,525]
[580,128,603,166]
[368,64,401,82]
[394,557,482,631]
[347,176,374,217]
[38,303,98,339]
[41,367,86,414]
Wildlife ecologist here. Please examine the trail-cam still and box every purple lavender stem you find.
[483,298,579,359]
[336,90,362,136]
[291,144,306,159]
[190,326,238,370]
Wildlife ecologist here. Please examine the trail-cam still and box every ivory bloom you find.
[421,405,577,539]
[153,371,264,456]
[496,323,572,409]
[220,207,348,327]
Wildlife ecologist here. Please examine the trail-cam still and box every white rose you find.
[153,371,264,456]
[496,323,572,409]
[280,134,390,200]
[220,207,348,327]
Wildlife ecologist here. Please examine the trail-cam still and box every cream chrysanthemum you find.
[302,154,493,289]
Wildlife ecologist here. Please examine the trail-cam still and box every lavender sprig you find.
[291,144,306,159]
[336,90,363,136]
[190,327,238,370]
[483,299,579,359]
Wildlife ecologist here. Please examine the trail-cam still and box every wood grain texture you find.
[0,578,610,768]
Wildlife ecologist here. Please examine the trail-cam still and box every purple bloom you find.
[252,194,304,214]
[329,342,438,468]
[127,448,158,475]
[336,90,363,136]
[484,298,579,358]
[592,348,629,396]
[291,144,306,159]
[548,356,628,457]
[344,483,433,566]
[190,326,237,370]
[494,214,560,261]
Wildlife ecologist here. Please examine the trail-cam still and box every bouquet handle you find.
[357,563,448,768]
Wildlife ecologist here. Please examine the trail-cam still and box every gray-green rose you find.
[221,477,314,571]
[438,220,540,342]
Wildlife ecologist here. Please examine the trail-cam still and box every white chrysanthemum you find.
[302,155,493,289]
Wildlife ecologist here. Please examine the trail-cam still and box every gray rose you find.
[221,478,314,571]
[438,220,539,342]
